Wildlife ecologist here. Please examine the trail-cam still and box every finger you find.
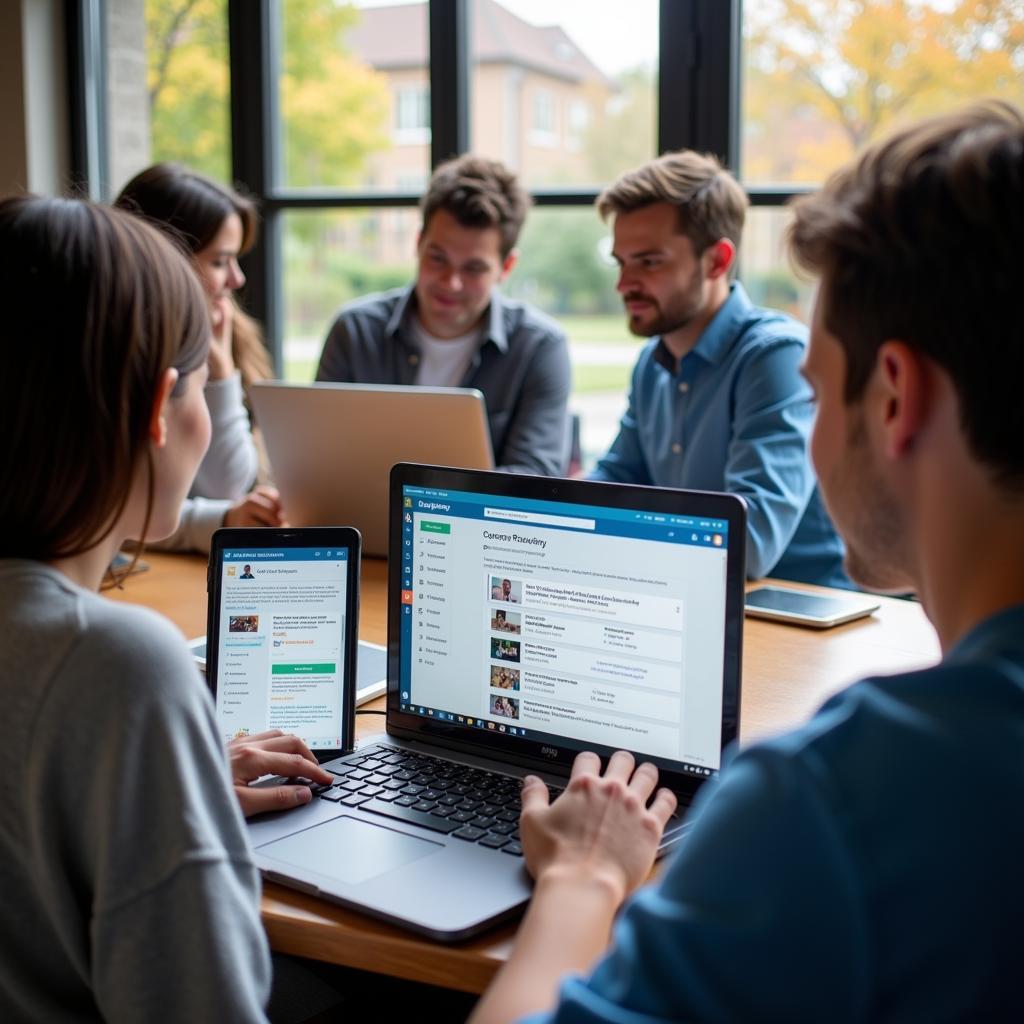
[570,750,601,780]
[603,749,636,784]
[648,788,678,828]
[242,729,286,743]
[237,782,312,818]
[233,748,326,784]
[627,760,660,801]
[244,503,283,527]
[519,775,551,814]
[252,485,280,502]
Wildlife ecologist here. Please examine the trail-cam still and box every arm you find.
[316,313,356,382]
[589,358,651,485]
[497,330,572,476]
[474,749,867,1024]
[725,340,818,579]
[36,609,273,1021]
[193,371,259,499]
[469,751,676,1024]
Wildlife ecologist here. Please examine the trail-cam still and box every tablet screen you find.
[212,544,350,750]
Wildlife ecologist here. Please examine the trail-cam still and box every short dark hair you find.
[788,100,1024,490]
[0,197,209,559]
[420,155,530,257]
[596,150,749,255]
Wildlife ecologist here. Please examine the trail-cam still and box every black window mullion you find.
[228,0,281,370]
[659,0,738,169]
[429,0,470,168]
[65,0,108,200]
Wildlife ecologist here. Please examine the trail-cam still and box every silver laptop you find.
[250,382,494,556]
[245,464,747,941]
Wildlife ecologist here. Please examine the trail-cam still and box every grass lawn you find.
[559,314,630,346]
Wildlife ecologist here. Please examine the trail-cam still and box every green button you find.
[271,663,335,675]
[420,521,451,534]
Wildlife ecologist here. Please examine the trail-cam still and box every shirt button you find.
[671,443,683,455]
[408,354,419,365]
[678,382,689,394]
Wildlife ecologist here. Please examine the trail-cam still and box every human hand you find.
[223,485,287,528]
[228,729,334,817]
[207,296,235,380]
[520,750,677,905]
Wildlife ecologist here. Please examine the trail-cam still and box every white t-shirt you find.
[410,315,481,387]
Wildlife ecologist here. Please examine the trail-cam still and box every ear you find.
[149,368,179,449]
[704,239,735,280]
[499,248,518,282]
[876,341,929,460]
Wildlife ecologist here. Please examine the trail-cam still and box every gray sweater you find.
[0,561,271,1022]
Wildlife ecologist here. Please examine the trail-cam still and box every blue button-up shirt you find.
[591,283,847,587]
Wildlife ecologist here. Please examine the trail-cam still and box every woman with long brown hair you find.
[0,197,326,1019]
[115,162,283,550]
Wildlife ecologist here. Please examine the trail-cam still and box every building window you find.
[530,88,557,147]
[394,85,431,144]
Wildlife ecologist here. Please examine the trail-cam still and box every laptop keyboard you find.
[312,744,563,855]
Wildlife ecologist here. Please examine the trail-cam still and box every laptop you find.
[249,382,494,556]
[241,465,747,941]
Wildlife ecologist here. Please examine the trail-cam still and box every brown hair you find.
[115,163,272,388]
[788,100,1024,490]
[0,197,210,559]
[420,155,530,258]
[596,150,749,256]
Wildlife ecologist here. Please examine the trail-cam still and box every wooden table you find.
[107,552,940,993]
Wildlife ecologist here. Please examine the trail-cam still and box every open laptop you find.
[249,382,494,556]
[243,465,747,940]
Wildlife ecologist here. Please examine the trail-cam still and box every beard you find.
[826,411,914,594]
[622,271,706,339]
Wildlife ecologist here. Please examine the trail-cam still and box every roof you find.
[346,0,611,86]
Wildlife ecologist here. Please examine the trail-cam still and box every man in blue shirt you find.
[470,103,1024,1022]
[317,155,571,476]
[590,152,847,586]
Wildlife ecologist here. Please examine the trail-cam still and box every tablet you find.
[744,585,880,629]
[206,527,361,761]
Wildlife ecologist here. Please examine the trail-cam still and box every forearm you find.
[194,372,258,498]
[470,870,622,1024]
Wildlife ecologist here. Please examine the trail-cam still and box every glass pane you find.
[107,0,231,193]
[469,0,659,190]
[742,0,1024,186]
[281,208,419,380]
[277,0,429,191]
[504,207,630,469]
[739,206,813,325]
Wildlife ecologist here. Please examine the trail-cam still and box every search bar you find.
[484,507,595,531]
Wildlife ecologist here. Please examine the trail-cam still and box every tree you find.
[582,66,657,183]
[145,0,391,187]
[744,0,1024,183]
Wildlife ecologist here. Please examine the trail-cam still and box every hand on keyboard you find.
[228,730,333,817]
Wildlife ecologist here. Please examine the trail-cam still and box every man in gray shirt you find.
[317,155,571,475]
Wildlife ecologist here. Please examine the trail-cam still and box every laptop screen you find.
[212,544,350,751]
[395,478,737,779]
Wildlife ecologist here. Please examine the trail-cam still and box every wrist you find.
[533,861,627,909]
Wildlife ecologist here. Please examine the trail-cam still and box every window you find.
[394,85,431,142]
[530,88,557,146]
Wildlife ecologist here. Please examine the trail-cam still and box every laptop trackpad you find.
[258,815,441,885]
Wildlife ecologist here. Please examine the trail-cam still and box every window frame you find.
[72,0,799,370]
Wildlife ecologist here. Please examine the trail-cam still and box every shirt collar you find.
[388,284,509,353]
[653,281,753,372]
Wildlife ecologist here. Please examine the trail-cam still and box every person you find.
[501,578,518,603]
[590,150,848,587]
[241,564,255,579]
[317,154,572,475]
[0,196,331,1020]
[469,101,1024,1023]
[115,163,285,552]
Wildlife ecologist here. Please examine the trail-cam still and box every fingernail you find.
[295,787,312,804]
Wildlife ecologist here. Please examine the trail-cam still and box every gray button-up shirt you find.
[316,285,571,475]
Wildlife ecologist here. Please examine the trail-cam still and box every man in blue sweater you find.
[590,150,847,586]
[472,102,1024,1022]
